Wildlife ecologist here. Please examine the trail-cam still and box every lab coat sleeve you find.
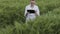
[36,6,40,16]
[24,6,27,16]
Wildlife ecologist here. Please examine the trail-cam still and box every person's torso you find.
[26,4,38,16]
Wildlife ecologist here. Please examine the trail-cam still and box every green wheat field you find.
[0,0,60,34]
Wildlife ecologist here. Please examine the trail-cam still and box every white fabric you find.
[24,4,40,22]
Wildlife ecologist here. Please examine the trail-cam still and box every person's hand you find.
[26,12,29,17]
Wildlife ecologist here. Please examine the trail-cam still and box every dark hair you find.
[30,0,35,1]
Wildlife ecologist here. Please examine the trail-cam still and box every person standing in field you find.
[24,0,40,22]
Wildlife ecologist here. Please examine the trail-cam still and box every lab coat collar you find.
[29,4,35,7]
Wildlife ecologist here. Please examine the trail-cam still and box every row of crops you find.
[0,0,60,34]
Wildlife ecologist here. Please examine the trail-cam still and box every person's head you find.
[30,0,35,6]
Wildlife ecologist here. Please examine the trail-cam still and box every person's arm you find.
[35,6,40,16]
[24,6,28,17]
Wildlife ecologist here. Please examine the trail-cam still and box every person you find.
[24,0,40,22]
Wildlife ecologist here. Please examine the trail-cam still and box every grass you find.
[0,0,60,34]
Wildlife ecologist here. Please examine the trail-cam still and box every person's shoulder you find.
[34,5,39,8]
[26,5,30,7]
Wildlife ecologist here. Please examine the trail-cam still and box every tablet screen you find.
[27,10,35,13]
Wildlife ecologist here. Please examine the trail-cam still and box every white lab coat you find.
[24,4,40,22]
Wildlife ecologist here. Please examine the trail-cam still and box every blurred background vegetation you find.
[0,0,60,34]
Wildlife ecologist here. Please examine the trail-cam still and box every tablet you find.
[27,10,35,13]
